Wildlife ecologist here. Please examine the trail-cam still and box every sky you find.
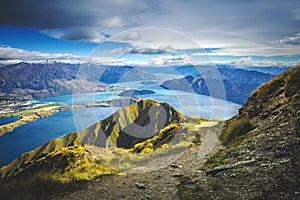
[0,0,299,67]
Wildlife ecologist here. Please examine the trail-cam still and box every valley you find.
[0,66,298,200]
[0,1,298,199]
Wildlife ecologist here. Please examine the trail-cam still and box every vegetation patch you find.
[220,117,254,146]
[0,145,117,200]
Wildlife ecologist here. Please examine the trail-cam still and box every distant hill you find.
[0,62,108,99]
[118,89,155,97]
[161,67,276,104]
[99,65,157,83]
[0,63,157,100]
[243,66,291,75]
[173,65,274,84]
[178,66,300,199]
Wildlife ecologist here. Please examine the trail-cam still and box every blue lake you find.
[0,83,241,167]
[0,116,19,126]
[0,107,119,167]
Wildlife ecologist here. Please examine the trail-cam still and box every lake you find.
[0,82,241,167]
[0,116,19,126]
[0,107,120,167]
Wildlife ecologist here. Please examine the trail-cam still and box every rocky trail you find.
[53,122,223,200]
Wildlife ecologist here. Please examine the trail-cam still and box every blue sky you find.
[0,0,299,67]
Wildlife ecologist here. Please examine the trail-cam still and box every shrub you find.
[220,117,253,146]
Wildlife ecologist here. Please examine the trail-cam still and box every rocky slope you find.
[177,66,300,199]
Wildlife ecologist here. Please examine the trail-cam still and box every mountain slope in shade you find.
[178,66,300,199]
[161,66,277,104]
[0,63,157,100]
[0,99,187,178]
[161,76,261,104]
[99,66,157,83]
[80,99,184,148]
[173,65,274,84]
[0,62,109,99]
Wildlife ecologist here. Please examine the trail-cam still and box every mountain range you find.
[0,62,156,100]
[0,66,298,199]
[162,66,275,104]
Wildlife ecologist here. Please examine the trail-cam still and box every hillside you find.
[0,63,157,100]
[1,67,298,199]
[162,66,275,104]
[174,65,274,84]
[0,62,108,99]
[161,76,260,104]
[177,66,300,199]
[99,66,157,83]
[0,99,190,179]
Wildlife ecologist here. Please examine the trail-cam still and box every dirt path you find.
[53,122,223,200]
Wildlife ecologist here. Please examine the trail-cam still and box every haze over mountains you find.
[0,62,285,105]
[0,62,156,100]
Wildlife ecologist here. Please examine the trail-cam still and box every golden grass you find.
[220,117,253,146]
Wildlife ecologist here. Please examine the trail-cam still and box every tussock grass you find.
[220,117,254,146]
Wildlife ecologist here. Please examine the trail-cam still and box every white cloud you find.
[109,47,124,54]
[101,16,125,28]
[220,56,300,67]
[0,47,85,65]
[273,33,300,46]
[116,31,141,41]
[149,54,191,66]
[125,45,174,55]
[85,56,127,65]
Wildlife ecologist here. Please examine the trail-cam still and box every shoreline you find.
[0,97,141,136]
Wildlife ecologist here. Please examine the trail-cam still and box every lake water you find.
[0,116,19,126]
[0,107,120,167]
[0,82,241,167]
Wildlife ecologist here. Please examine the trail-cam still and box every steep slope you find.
[0,99,187,179]
[178,66,300,199]
[80,99,185,148]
